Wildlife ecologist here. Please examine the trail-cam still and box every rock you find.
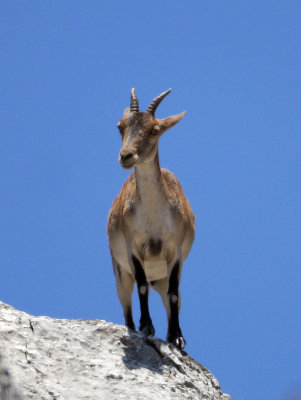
[0,301,231,400]
[0,354,23,400]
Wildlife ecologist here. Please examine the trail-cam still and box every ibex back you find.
[107,88,195,349]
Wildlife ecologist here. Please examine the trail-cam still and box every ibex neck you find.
[135,151,165,203]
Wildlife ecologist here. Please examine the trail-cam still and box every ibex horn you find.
[130,88,139,113]
[146,89,172,116]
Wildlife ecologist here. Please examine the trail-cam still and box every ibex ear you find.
[158,111,186,134]
[123,107,130,116]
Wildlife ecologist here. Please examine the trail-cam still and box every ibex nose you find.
[120,150,134,162]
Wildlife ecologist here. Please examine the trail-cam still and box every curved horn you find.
[146,88,172,116]
[130,88,139,112]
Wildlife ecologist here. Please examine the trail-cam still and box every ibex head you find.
[117,88,186,169]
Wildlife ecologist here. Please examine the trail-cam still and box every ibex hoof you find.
[167,331,186,350]
[173,336,186,350]
[139,322,155,337]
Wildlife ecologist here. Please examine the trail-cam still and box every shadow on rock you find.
[0,354,24,400]
[121,329,186,374]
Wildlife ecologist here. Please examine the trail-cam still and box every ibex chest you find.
[133,198,174,239]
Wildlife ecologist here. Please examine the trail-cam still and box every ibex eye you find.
[150,127,160,136]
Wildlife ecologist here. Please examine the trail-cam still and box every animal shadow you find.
[121,329,186,374]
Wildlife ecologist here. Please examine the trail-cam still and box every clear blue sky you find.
[1,2,300,399]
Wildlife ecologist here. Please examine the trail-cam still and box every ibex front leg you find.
[132,255,155,336]
[167,260,186,350]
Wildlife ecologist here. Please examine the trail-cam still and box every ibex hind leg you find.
[112,258,136,331]
[167,260,186,349]
[131,255,155,337]
[153,262,186,350]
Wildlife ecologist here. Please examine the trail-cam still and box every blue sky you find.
[0,1,300,399]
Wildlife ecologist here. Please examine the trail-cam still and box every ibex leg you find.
[132,255,155,336]
[112,258,135,330]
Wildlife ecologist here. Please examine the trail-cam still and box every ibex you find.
[107,88,195,349]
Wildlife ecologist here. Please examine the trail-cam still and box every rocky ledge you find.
[0,301,231,400]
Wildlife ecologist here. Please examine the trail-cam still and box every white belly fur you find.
[144,258,167,281]
[117,256,167,282]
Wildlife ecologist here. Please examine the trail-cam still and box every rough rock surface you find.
[0,302,231,400]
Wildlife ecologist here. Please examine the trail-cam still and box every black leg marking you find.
[132,255,155,336]
[132,255,147,286]
[168,260,180,296]
[167,260,186,350]
[125,307,135,331]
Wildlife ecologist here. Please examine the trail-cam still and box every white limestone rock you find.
[0,301,231,400]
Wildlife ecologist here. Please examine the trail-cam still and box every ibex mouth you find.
[120,161,136,170]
